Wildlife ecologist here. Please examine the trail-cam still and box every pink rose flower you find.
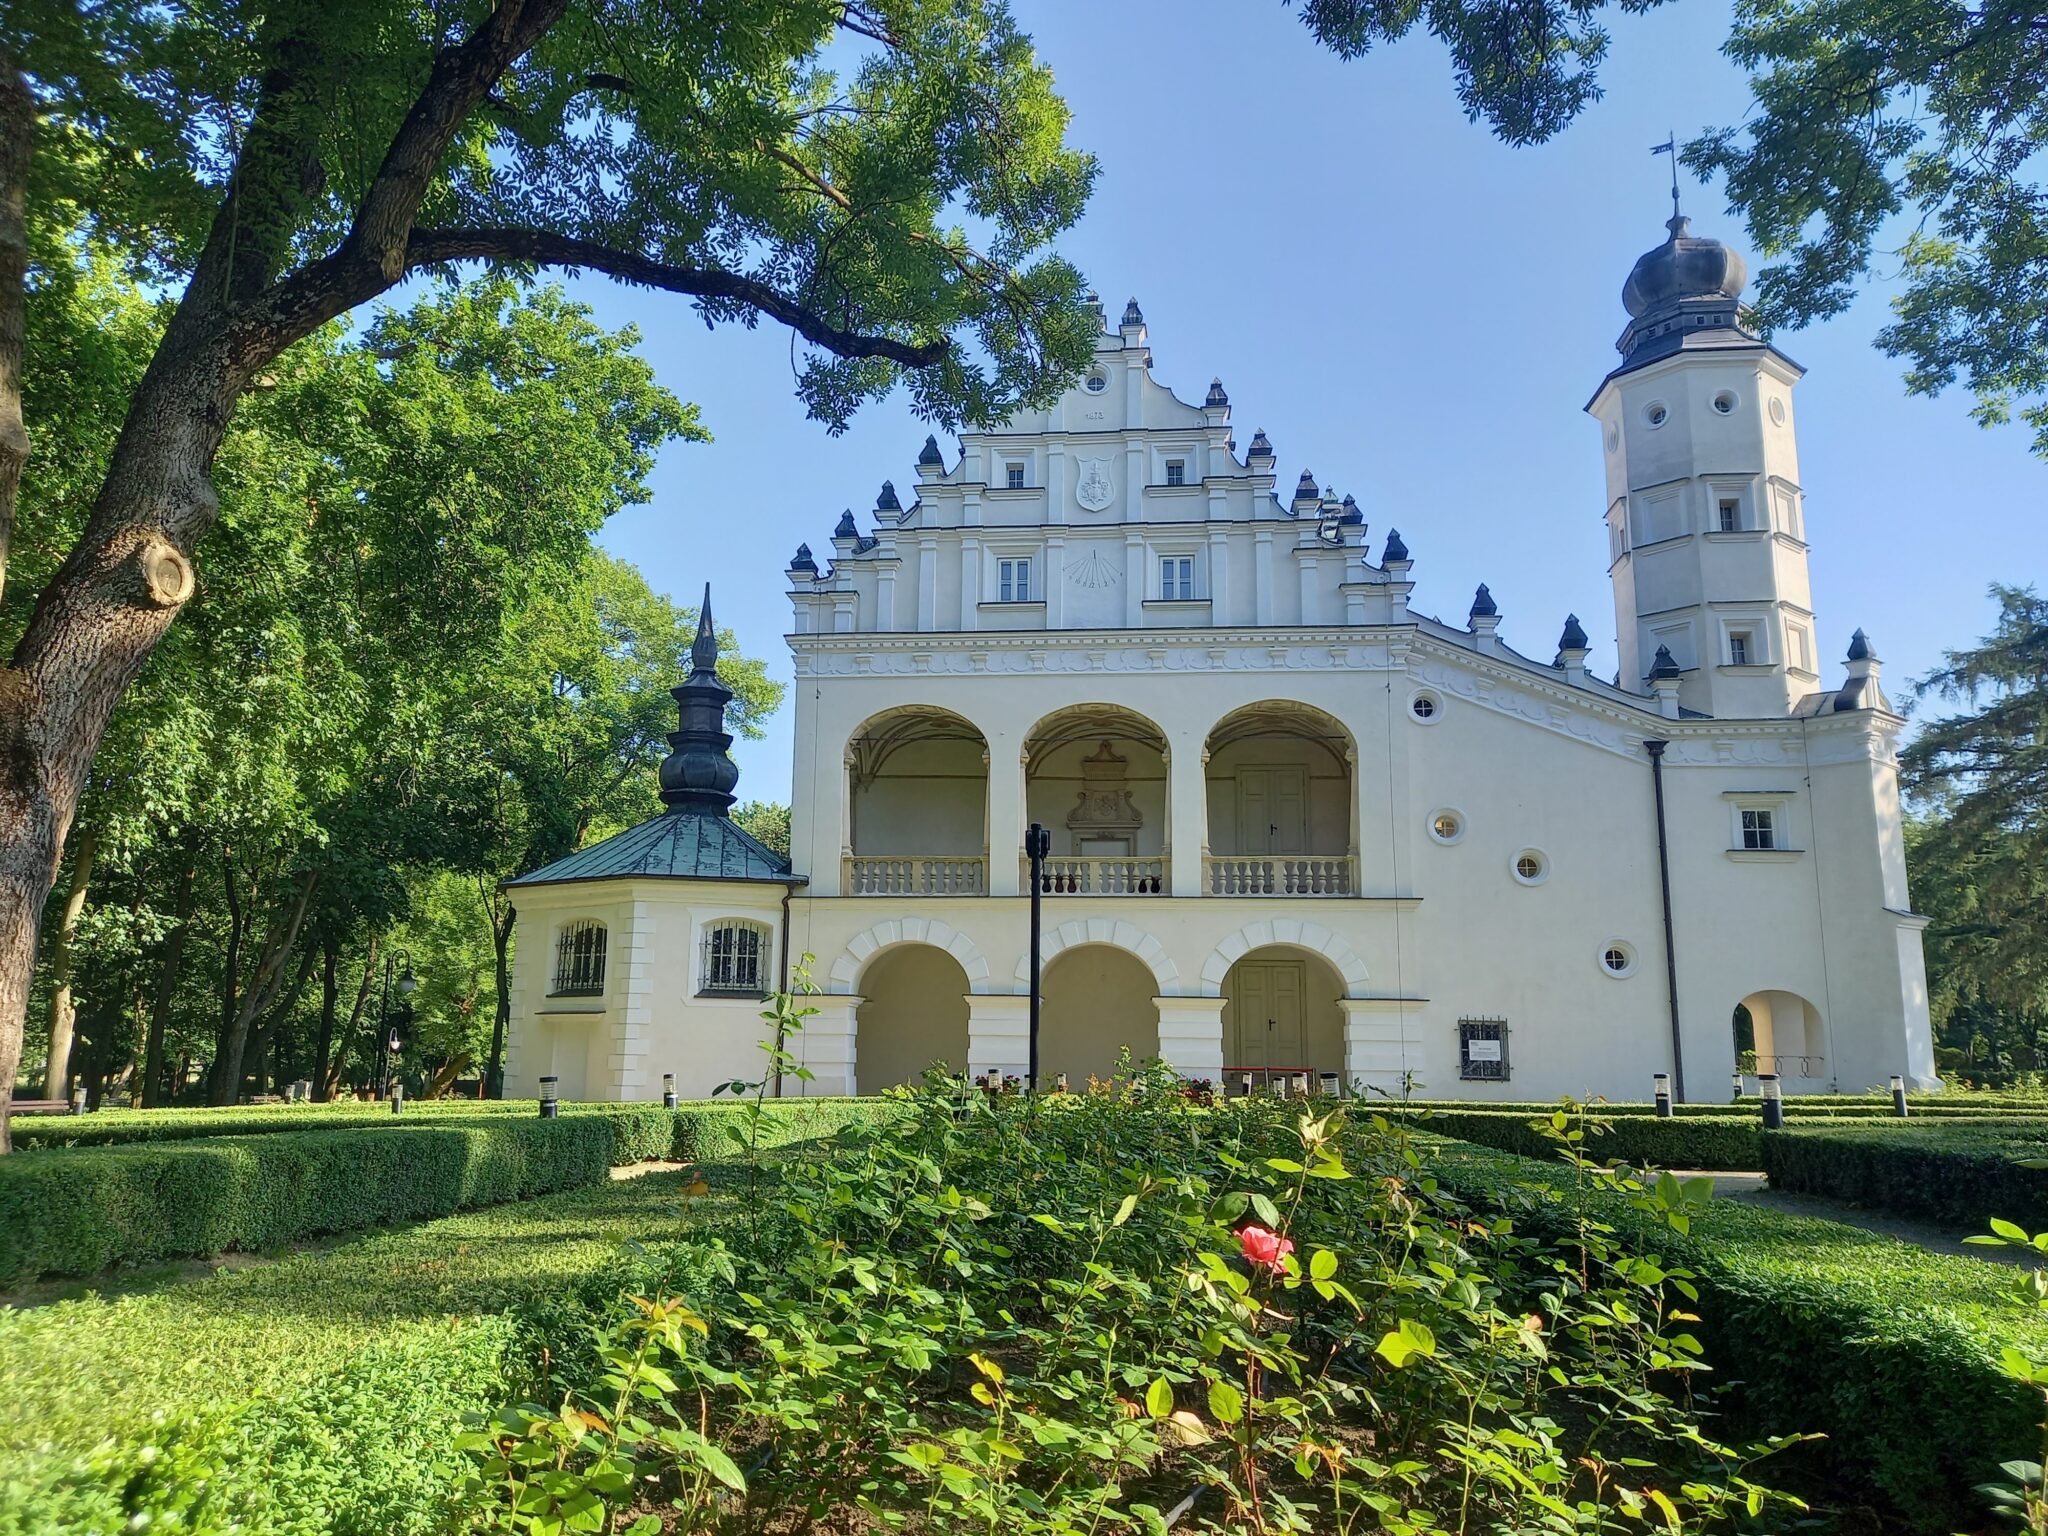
[1238,1224,1294,1275]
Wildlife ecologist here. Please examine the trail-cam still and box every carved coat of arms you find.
[1075,456,1114,512]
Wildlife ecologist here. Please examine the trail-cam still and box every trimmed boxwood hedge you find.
[0,1110,665,1284]
[1390,1105,1768,1170]
[1426,1136,2048,1531]
[1762,1118,2048,1232]
[0,1167,736,1535]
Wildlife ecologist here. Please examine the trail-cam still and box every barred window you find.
[1458,1017,1510,1082]
[551,920,607,997]
[702,920,769,995]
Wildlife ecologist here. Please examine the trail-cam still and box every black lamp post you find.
[380,949,416,1108]
[1025,822,1051,1093]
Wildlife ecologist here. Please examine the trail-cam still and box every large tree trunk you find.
[243,936,317,1096]
[37,825,98,1100]
[141,856,197,1108]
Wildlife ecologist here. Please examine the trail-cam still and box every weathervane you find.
[1650,130,1682,222]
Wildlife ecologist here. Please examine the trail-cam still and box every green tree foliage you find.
[1903,586,2048,1072]
[1292,0,2048,454]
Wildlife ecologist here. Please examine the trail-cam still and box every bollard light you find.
[1055,1072,1070,1093]
[1319,1071,1341,1099]
[1891,1073,1909,1119]
[539,1075,559,1119]
[1292,1073,1309,1097]
[1731,1069,1743,1101]
[662,1072,677,1111]
[1759,1072,1784,1130]
[1652,1072,1673,1118]
[390,1081,404,1115]
[69,1083,86,1116]
[1240,1072,1254,1099]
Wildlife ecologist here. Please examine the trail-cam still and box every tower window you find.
[1741,808,1777,851]
[1006,463,1025,490]
[1164,459,1186,486]
[1726,629,1756,666]
[998,558,1032,602]
[1718,499,1741,532]
[551,920,607,997]
[1160,556,1195,600]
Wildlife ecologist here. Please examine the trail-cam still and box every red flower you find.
[1237,1224,1294,1275]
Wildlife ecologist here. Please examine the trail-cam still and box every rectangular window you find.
[1160,556,1195,601]
[998,557,1031,602]
[1741,808,1777,850]
[703,923,765,993]
[1718,498,1740,532]
[1005,463,1025,489]
[1728,631,1751,666]
[1458,1017,1510,1082]
[1164,459,1186,487]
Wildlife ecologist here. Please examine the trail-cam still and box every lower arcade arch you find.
[855,944,972,1092]
[1219,945,1347,1086]
[1038,944,1161,1086]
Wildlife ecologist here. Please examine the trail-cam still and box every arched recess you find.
[1022,703,1171,892]
[1199,919,1369,995]
[828,916,991,994]
[1012,915,1180,995]
[1202,701,1357,895]
[846,705,989,894]
[1735,989,1827,1081]
[1220,945,1347,1081]
[856,944,971,1092]
[1039,944,1161,1086]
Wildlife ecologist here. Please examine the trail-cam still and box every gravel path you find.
[1676,1169,2034,1268]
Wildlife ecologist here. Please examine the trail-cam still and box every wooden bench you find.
[10,1099,71,1116]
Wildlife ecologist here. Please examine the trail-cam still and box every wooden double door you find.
[1224,960,1306,1071]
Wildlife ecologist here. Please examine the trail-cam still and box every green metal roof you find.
[505,808,801,889]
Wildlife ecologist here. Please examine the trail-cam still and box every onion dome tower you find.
[1588,200,1817,720]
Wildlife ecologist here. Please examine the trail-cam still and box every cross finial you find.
[1651,131,1682,225]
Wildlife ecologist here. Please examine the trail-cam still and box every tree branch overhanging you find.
[405,228,952,367]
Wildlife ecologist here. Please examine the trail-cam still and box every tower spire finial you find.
[1651,132,1683,229]
[690,582,718,675]
[661,584,740,814]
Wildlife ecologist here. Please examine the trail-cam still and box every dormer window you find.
[1006,463,1025,490]
[1164,459,1186,487]
[551,920,607,997]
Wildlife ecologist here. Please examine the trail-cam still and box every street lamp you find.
[1024,823,1052,1093]
[380,949,416,1107]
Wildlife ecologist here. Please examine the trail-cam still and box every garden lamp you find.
[539,1075,559,1119]
[1758,1072,1784,1130]
[1890,1074,1908,1118]
[663,1072,678,1110]
[1652,1072,1672,1118]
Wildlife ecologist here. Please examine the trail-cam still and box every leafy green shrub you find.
[1395,1105,1766,1169]
[1428,1135,2048,1529]
[1762,1118,2048,1231]
[0,1108,677,1283]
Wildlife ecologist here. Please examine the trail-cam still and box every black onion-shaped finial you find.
[1121,297,1144,327]
[1247,429,1274,459]
[1559,613,1590,652]
[1469,583,1498,620]
[1206,377,1229,408]
[918,435,944,467]
[1381,528,1409,564]
[1847,627,1876,662]
[1293,469,1319,503]
[834,509,859,540]
[658,586,741,814]
[1649,645,1682,681]
[789,542,817,573]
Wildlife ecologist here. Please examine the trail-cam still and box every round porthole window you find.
[1712,390,1738,415]
[1085,374,1108,393]
[1410,690,1443,724]
[1428,809,1466,846]
[1511,849,1549,886]
[1604,423,1621,454]
[1598,941,1637,978]
[1643,401,1669,429]
[1768,396,1788,426]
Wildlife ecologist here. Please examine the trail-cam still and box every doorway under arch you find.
[1039,944,1160,1086]
[1735,989,1826,1083]
[856,944,971,1091]
[1220,945,1347,1087]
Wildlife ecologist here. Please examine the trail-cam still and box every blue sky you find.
[564,0,2046,802]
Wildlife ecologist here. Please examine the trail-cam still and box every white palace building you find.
[502,213,1935,1105]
